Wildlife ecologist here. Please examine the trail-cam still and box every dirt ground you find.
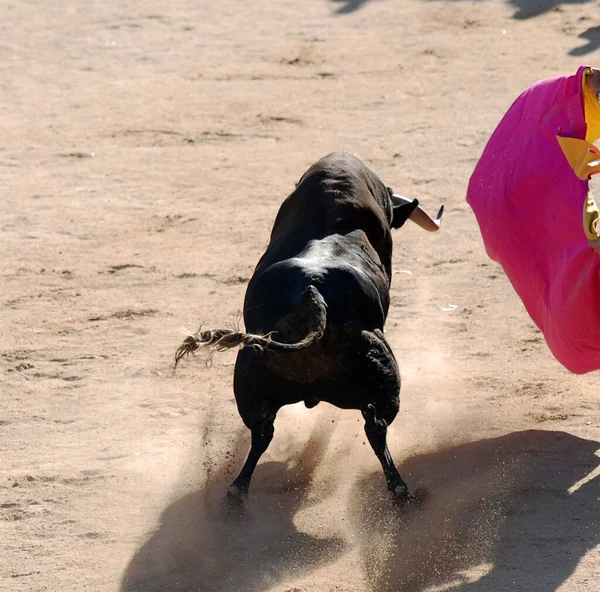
[1,1,599,591]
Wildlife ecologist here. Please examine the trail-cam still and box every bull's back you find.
[256,152,393,276]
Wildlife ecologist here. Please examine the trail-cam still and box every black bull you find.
[176,151,442,504]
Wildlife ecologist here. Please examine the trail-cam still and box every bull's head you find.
[390,193,444,231]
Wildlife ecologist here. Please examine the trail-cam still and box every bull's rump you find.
[243,231,389,337]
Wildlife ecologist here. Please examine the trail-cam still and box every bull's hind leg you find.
[360,328,413,503]
[227,399,277,502]
[362,403,410,501]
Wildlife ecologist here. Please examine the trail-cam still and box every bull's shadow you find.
[121,423,346,592]
[350,430,600,591]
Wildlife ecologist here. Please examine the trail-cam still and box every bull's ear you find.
[392,198,419,229]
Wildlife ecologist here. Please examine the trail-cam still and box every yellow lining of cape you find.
[553,70,600,241]
[583,67,600,143]
[583,69,600,240]
[556,136,600,180]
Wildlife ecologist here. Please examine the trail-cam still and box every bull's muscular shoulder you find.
[264,152,394,268]
[293,152,393,221]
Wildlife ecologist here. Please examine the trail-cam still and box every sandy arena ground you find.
[2,1,599,591]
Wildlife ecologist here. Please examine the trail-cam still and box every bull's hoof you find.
[222,485,248,517]
[389,485,411,504]
[389,485,428,508]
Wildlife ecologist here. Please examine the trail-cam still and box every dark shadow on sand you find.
[418,1,592,21]
[329,0,373,15]
[120,425,346,592]
[569,26,600,56]
[349,430,599,591]
[509,0,591,20]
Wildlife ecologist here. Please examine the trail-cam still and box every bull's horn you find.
[393,194,444,231]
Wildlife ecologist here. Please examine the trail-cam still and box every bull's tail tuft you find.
[174,328,272,368]
[174,285,327,369]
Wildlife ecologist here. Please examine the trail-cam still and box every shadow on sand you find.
[329,0,373,15]
[418,0,593,22]
[509,0,591,20]
[569,26,600,56]
[349,429,600,591]
[121,425,598,592]
[120,422,347,592]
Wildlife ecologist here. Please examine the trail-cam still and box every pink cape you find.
[467,65,600,374]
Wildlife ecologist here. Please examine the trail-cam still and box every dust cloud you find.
[120,406,351,592]
[347,430,600,592]
[121,390,599,592]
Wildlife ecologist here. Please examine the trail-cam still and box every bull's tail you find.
[174,285,327,368]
